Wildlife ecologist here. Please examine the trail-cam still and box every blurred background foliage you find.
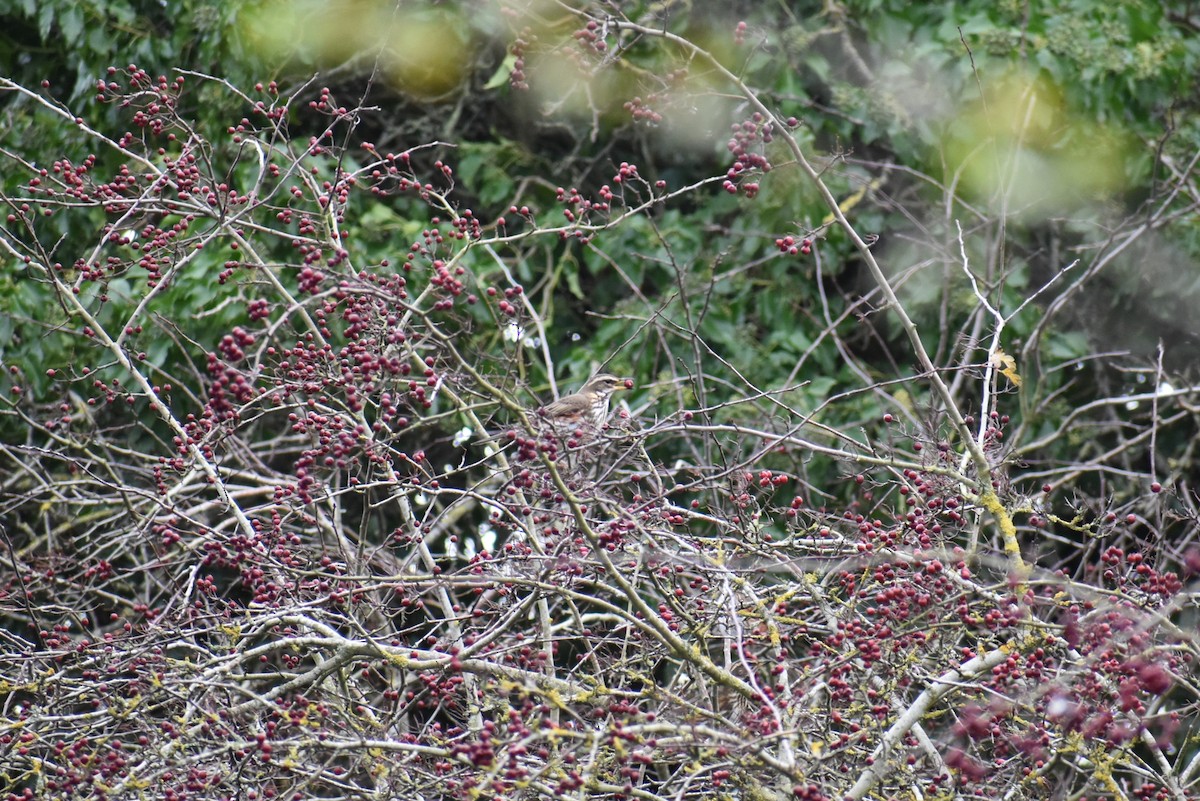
[2,0,1200,491]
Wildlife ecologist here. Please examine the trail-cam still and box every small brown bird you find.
[538,373,631,434]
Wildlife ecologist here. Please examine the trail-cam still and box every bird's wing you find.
[541,394,588,417]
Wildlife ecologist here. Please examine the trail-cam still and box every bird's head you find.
[584,374,632,397]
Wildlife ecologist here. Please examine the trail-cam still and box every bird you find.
[537,373,631,436]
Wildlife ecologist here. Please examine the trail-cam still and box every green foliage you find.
[3,5,1200,799]
[3,0,1200,472]
[1,0,264,101]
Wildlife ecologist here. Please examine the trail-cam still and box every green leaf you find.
[60,5,83,44]
[359,203,402,229]
[484,53,516,91]
[805,375,837,400]
[1046,331,1090,362]
[564,265,584,300]
[37,3,54,40]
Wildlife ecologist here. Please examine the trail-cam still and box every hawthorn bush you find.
[2,3,1200,801]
